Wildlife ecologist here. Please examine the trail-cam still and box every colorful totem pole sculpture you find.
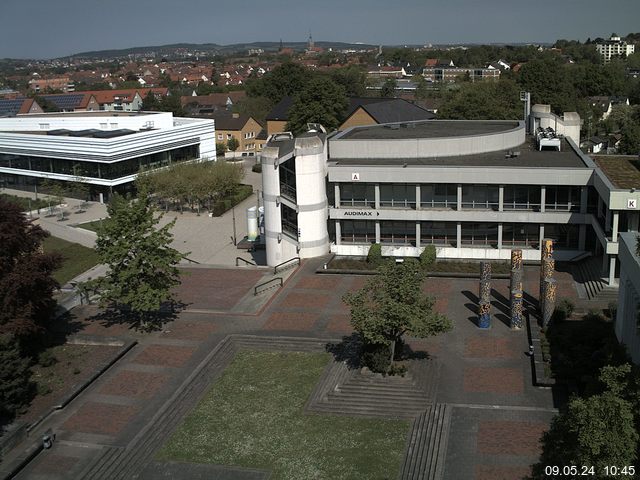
[509,249,524,329]
[543,278,557,327]
[539,238,555,317]
[478,261,492,328]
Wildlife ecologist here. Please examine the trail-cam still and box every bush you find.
[38,350,58,367]
[552,299,575,322]
[252,163,262,173]
[361,341,391,373]
[210,185,254,217]
[367,243,383,267]
[419,245,436,268]
[0,335,35,419]
[607,301,618,320]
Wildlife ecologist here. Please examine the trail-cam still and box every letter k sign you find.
[629,199,637,209]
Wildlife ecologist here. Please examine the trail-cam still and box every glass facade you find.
[379,221,416,245]
[340,220,376,244]
[502,223,540,248]
[462,185,499,210]
[503,185,541,211]
[545,186,581,212]
[340,183,375,207]
[421,184,457,209]
[421,221,457,246]
[281,204,298,239]
[0,144,199,181]
[461,223,498,246]
[544,224,580,249]
[279,158,297,202]
[380,183,416,208]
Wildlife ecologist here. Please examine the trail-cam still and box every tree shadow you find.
[325,332,362,370]
[88,300,187,332]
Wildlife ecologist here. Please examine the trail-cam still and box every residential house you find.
[0,97,43,116]
[28,75,74,93]
[38,93,100,112]
[213,112,264,158]
[596,35,635,64]
[588,96,630,121]
[180,92,246,115]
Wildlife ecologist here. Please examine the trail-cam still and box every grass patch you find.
[158,350,409,480]
[0,193,50,211]
[77,220,103,233]
[42,236,100,284]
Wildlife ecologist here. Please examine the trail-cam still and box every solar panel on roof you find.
[0,98,26,116]
[41,94,85,110]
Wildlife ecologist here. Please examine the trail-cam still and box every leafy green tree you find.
[0,334,34,421]
[531,392,637,479]
[141,90,159,110]
[216,142,227,156]
[0,198,61,341]
[286,77,348,134]
[517,56,578,113]
[234,95,273,125]
[439,79,522,120]
[89,188,186,329]
[245,62,311,104]
[329,65,367,97]
[343,259,452,370]
[380,77,397,98]
[226,137,240,152]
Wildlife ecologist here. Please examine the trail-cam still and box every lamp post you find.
[232,202,237,246]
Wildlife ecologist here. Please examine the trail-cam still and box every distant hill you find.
[69,41,379,59]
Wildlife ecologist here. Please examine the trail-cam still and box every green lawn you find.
[76,220,103,233]
[42,236,100,285]
[158,350,409,480]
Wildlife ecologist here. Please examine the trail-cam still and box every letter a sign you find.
[351,172,360,181]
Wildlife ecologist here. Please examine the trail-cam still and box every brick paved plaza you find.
[9,259,574,480]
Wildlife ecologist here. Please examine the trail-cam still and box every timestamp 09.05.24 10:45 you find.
[544,465,636,477]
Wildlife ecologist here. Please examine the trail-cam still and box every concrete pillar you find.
[609,256,616,286]
[416,222,421,248]
[539,225,544,252]
[457,184,463,211]
[580,186,588,214]
[374,184,380,209]
[612,211,619,240]
[540,186,546,213]
[334,184,340,208]
[457,222,462,249]
[498,185,504,212]
[579,224,587,251]
[602,254,609,278]
[415,185,421,210]
[497,223,503,250]
[335,221,341,245]
[375,221,381,244]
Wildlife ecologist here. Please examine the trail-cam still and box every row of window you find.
[336,183,584,212]
[0,145,200,180]
[339,220,580,249]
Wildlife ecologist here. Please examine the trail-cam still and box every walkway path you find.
[3,258,569,480]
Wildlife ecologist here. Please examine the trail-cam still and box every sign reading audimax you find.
[342,210,380,216]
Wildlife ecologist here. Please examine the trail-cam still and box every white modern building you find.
[260,106,640,286]
[0,111,216,201]
[596,35,635,64]
[614,232,640,364]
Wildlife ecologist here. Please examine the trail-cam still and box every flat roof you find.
[330,137,588,169]
[594,155,640,189]
[14,111,159,118]
[338,120,521,140]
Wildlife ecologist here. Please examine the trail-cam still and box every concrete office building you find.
[260,105,640,286]
[0,111,216,201]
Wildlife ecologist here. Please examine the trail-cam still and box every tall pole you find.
[232,203,237,246]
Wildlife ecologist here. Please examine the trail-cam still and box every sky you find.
[2,0,639,59]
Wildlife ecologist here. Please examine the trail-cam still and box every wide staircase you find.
[573,256,618,302]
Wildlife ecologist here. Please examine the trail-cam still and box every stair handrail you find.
[254,277,283,295]
[274,257,300,274]
[236,257,257,267]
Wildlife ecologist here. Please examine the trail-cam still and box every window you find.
[503,185,541,211]
[39,123,50,130]
[227,134,232,140]
[217,134,223,140]
[545,186,581,212]
[421,221,456,246]
[502,223,539,248]
[544,224,579,249]
[421,184,457,209]
[281,204,298,239]
[340,183,375,207]
[462,185,499,210]
[340,220,376,244]
[461,223,498,247]
[379,184,416,208]
[380,221,416,245]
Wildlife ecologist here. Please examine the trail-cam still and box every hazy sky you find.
[2,0,639,59]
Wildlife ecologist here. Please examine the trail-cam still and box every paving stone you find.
[132,345,196,368]
[477,420,547,455]
[263,312,319,331]
[463,367,524,394]
[475,464,532,480]
[279,291,331,309]
[62,402,138,436]
[464,337,518,359]
[99,370,170,399]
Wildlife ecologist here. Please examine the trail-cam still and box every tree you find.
[0,198,61,341]
[380,77,397,98]
[532,392,638,479]
[286,76,348,134]
[141,90,159,111]
[226,137,240,152]
[89,188,186,329]
[343,259,452,371]
[0,334,34,421]
[245,62,311,104]
[438,79,522,120]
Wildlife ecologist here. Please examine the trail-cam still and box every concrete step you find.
[336,384,428,398]
[308,403,423,418]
